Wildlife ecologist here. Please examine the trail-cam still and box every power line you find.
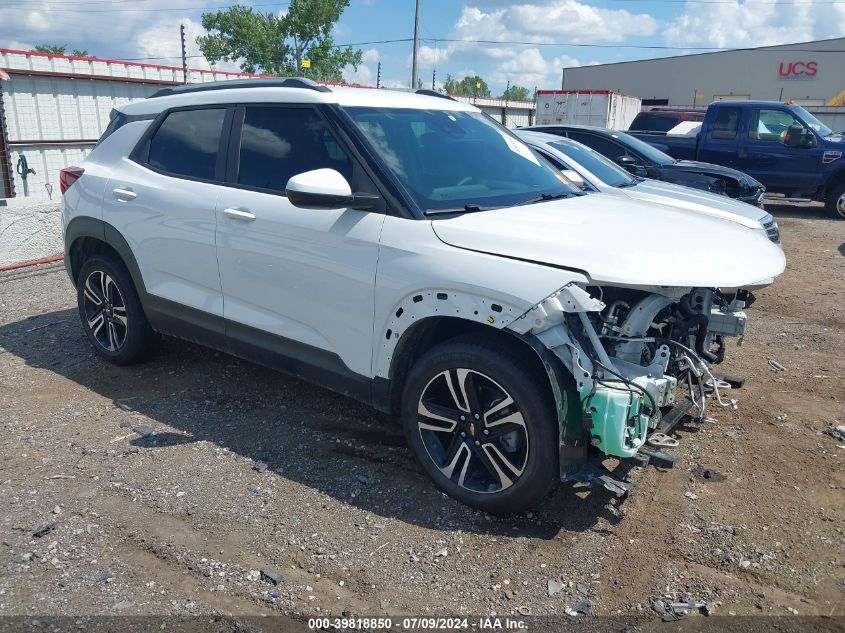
[424,37,845,52]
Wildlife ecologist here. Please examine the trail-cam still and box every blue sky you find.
[2,0,844,95]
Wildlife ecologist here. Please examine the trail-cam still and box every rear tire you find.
[76,255,156,365]
[401,334,564,514]
[825,182,845,219]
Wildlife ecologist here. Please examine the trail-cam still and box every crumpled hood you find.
[622,179,768,226]
[668,160,762,190]
[431,193,785,288]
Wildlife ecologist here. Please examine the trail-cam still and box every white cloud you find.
[407,2,654,94]
[454,2,658,45]
[664,0,845,48]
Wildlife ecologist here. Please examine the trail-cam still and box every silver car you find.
[517,130,780,244]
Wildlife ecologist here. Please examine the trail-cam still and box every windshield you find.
[343,107,573,213]
[793,106,834,136]
[613,130,676,165]
[550,140,637,188]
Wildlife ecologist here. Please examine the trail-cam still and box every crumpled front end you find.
[508,281,755,491]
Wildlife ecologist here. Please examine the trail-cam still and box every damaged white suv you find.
[62,79,785,514]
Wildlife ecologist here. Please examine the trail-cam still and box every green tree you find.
[500,84,529,101]
[71,49,90,57]
[443,74,491,97]
[34,44,67,55]
[198,0,362,82]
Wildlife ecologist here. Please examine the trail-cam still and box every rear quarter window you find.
[146,108,227,181]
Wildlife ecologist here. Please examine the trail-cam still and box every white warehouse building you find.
[561,37,845,108]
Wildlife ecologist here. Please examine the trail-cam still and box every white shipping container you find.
[534,90,642,130]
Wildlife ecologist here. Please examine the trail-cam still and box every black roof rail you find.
[149,77,332,99]
[414,89,457,102]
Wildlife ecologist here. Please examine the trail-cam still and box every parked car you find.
[628,109,704,134]
[61,79,785,514]
[524,123,766,206]
[517,130,780,243]
[627,101,845,218]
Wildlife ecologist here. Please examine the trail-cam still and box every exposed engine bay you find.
[508,282,754,491]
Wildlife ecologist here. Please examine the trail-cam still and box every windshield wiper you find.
[512,192,570,207]
[424,204,496,216]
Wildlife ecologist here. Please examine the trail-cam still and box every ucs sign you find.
[779,61,818,80]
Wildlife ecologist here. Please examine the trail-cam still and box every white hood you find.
[431,193,785,289]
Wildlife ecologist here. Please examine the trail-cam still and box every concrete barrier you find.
[0,197,62,267]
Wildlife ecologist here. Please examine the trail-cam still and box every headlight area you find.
[508,283,753,495]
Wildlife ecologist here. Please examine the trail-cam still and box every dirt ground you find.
[0,203,843,628]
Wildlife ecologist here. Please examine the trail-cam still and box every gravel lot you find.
[0,205,843,628]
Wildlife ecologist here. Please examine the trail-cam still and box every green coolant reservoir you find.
[584,381,649,458]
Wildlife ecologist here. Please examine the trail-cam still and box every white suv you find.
[61,79,785,514]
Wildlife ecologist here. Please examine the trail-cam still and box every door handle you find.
[112,187,136,200]
[223,207,256,221]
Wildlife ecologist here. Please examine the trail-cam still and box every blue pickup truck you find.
[630,101,845,218]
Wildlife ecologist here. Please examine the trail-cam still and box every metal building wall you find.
[562,37,845,106]
[0,48,268,199]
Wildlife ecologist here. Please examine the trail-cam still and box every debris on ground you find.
[33,519,57,538]
[693,468,727,482]
[823,425,845,441]
[547,579,565,596]
[252,460,268,473]
[259,566,283,585]
[768,359,786,372]
[133,425,156,438]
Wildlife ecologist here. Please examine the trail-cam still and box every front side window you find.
[237,106,353,193]
[566,131,627,163]
[148,108,226,180]
[343,107,572,213]
[749,109,804,141]
[551,140,636,188]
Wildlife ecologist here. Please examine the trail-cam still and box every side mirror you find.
[285,168,379,210]
[561,169,587,190]
[616,155,639,173]
[784,124,816,149]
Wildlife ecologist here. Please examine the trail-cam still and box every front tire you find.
[401,335,562,514]
[76,255,155,365]
[825,181,845,219]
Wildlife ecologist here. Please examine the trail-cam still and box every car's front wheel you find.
[826,181,845,219]
[401,335,562,514]
[76,255,155,365]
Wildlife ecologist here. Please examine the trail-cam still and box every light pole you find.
[410,0,420,89]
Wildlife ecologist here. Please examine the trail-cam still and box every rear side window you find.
[148,108,226,180]
[629,114,678,133]
[237,106,353,193]
[710,107,740,140]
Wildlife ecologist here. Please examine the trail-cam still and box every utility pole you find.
[376,61,381,89]
[410,0,420,89]
[180,24,188,84]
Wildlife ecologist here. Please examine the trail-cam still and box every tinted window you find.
[629,114,679,133]
[550,140,637,188]
[710,107,740,140]
[566,132,628,162]
[148,108,225,180]
[237,107,353,193]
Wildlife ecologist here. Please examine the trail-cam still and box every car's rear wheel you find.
[826,182,845,219]
[401,335,562,514]
[77,255,155,365]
